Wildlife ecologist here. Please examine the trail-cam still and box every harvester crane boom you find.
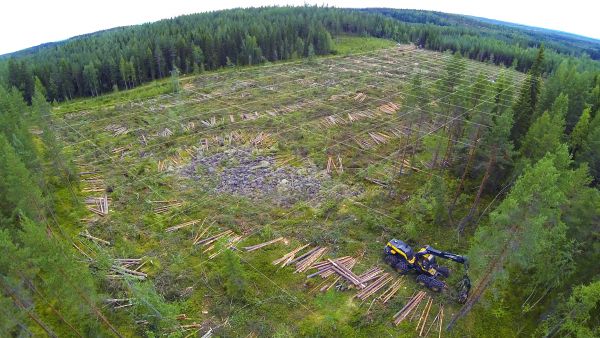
[419,245,468,267]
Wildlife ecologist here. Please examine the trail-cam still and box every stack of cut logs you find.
[309,257,357,293]
[166,219,203,233]
[158,128,173,137]
[368,131,391,145]
[321,115,344,128]
[243,237,284,252]
[271,245,328,273]
[326,156,343,174]
[201,116,217,127]
[354,92,367,103]
[378,277,404,304]
[193,229,243,259]
[104,298,133,309]
[308,258,366,288]
[79,229,110,245]
[81,175,104,193]
[109,258,148,280]
[295,248,329,273]
[393,291,427,325]
[250,132,271,147]
[85,195,109,216]
[355,272,392,300]
[378,102,399,114]
[151,200,184,214]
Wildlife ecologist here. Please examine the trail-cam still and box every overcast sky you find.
[1,0,599,55]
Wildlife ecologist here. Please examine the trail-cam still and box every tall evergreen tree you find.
[570,107,591,155]
[0,134,43,226]
[520,93,568,162]
[511,46,545,145]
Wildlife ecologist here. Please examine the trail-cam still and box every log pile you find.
[85,195,109,216]
[243,237,285,252]
[182,121,196,132]
[81,177,105,193]
[307,256,356,279]
[158,128,173,137]
[357,266,385,284]
[294,247,329,273]
[355,273,392,300]
[193,230,234,247]
[309,257,357,293]
[157,160,167,172]
[249,132,271,147]
[379,102,399,114]
[355,138,373,150]
[207,235,243,259]
[79,229,111,245]
[307,258,369,288]
[424,305,444,338]
[105,124,129,136]
[272,244,310,267]
[416,297,434,336]
[347,111,375,123]
[393,291,427,325]
[166,219,203,233]
[192,229,242,259]
[321,115,344,128]
[378,277,404,304]
[105,298,133,309]
[201,116,217,127]
[368,131,391,145]
[112,146,128,155]
[151,200,184,214]
[353,92,367,103]
[326,156,343,174]
[109,258,148,280]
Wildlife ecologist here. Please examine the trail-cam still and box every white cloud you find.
[1,0,598,55]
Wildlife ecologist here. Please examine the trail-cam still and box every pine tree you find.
[220,250,247,302]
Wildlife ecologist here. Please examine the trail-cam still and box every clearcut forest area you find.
[1,7,599,338]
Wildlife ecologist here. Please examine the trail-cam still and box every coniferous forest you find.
[0,6,599,337]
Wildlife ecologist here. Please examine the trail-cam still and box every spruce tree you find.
[570,107,591,155]
[0,134,43,225]
[520,94,568,162]
[510,45,545,145]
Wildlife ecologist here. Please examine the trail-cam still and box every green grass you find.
[333,35,397,55]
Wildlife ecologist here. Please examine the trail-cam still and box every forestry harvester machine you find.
[384,239,471,303]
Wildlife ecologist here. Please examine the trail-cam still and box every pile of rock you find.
[183,148,323,205]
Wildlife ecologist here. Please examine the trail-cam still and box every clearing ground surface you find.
[53,39,524,336]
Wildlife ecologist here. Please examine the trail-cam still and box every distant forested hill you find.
[363,8,600,59]
[1,6,599,103]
